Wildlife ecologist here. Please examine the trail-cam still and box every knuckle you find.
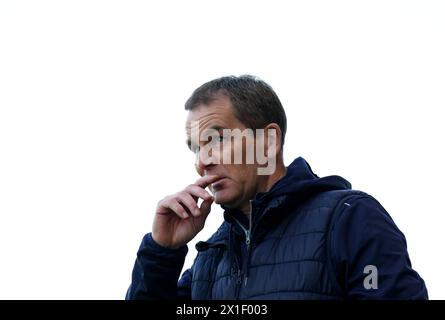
[173,193,184,201]
[186,186,198,196]
[172,203,183,213]
[157,196,170,206]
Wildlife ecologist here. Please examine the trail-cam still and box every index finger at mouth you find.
[194,175,221,188]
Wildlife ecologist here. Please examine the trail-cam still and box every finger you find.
[163,200,189,219]
[176,192,200,217]
[194,174,222,188]
[198,197,214,217]
[185,185,213,201]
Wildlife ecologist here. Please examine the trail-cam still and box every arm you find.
[125,233,192,300]
[330,196,428,299]
[126,175,220,300]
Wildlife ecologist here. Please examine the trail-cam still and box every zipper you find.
[232,215,251,248]
[244,200,253,286]
[236,269,242,285]
[231,200,254,299]
[231,215,248,297]
[231,227,242,299]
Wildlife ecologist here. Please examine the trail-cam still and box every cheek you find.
[227,164,251,185]
[242,166,259,189]
[223,137,246,165]
[219,141,232,164]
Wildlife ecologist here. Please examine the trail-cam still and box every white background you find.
[0,0,444,299]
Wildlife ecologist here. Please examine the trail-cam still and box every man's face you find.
[186,96,263,210]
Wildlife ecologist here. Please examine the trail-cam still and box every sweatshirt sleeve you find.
[330,196,428,299]
[125,233,192,300]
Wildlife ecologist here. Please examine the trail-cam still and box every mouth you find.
[211,177,227,190]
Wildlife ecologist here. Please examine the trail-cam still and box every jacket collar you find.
[221,157,351,242]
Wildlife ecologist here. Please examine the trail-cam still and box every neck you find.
[240,157,287,216]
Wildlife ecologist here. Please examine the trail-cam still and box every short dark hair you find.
[185,75,287,146]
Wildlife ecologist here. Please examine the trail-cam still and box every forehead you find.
[185,96,243,131]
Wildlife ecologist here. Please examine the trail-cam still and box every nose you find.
[195,146,217,176]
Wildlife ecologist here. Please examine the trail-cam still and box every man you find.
[126,75,427,299]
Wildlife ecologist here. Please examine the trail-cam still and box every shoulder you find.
[330,192,401,233]
[329,192,407,260]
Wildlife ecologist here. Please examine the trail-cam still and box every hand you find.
[151,175,221,249]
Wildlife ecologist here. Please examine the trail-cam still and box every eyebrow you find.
[186,125,226,150]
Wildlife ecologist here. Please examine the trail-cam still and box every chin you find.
[213,190,236,206]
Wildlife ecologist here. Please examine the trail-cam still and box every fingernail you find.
[195,208,200,216]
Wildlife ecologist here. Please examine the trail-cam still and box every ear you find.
[263,123,282,158]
